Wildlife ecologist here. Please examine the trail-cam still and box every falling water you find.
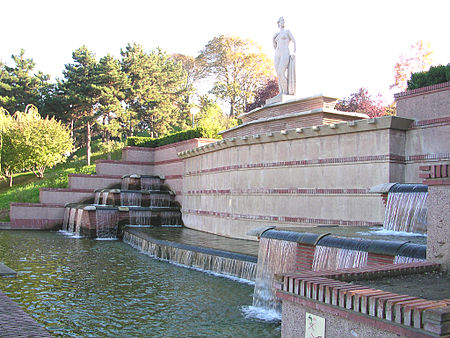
[141,176,160,191]
[68,208,77,232]
[252,237,298,312]
[160,211,182,226]
[311,245,368,271]
[94,191,101,205]
[95,209,120,238]
[383,186,428,233]
[123,230,256,281]
[62,208,70,231]
[120,192,142,206]
[101,191,110,205]
[150,194,171,207]
[75,209,84,234]
[121,177,130,190]
[129,210,154,226]
[393,255,425,264]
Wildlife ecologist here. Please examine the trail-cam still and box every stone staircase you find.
[9,138,217,230]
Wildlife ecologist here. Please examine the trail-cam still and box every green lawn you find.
[0,141,123,221]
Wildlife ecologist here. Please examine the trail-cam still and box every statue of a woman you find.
[273,17,296,96]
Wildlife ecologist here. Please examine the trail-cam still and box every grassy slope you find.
[0,141,122,221]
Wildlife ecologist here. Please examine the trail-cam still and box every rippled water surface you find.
[0,231,280,337]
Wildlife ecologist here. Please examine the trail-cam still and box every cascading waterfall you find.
[150,194,171,207]
[75,209,84,234]
[101,191,109,205]
[140,176,160,191]
[123,230,256,281]
[68,208,77,232]
[129,210,153,226]
[120,192,142,206]
[62,207,70,231]
[383,184,428,233]
[160,210,181,226]
[393,256,425,264]
[252,237,298,312]
[311,245,368,271]
[94,191,101,205]
[96,209,120,238]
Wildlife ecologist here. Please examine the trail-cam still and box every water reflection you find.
[0,231,280,337]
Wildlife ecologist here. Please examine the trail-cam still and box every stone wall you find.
[180,116,414,240]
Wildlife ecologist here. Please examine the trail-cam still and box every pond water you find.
[0,231,280,337]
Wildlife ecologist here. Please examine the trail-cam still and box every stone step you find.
[39,188,94,205]
[68,173,122,190]
[10,203,64,230]
[95,160,154,176]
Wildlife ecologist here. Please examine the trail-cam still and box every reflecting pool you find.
[0,231,280,337]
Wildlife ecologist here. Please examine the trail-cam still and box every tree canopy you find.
[1,105,73,186]
[335,88,390,118]
[0,49,50,113]
[198,35,273,116]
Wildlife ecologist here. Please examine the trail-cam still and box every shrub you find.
[126,127,220,148]
[408,64,450,90]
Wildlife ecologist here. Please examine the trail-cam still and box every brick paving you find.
[0,291,52,337]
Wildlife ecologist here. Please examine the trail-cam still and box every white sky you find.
[1,0,449,104]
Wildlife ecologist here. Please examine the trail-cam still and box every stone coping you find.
[0,262,17,276]
[0,291,52,337]
[179,116,414,159]
[394,81,450,100]
[124,138,218,151]
[276,262,449,332]
[10,202,64,208]
[220,107,368,135]
[40,188,94,193]
[68,173,123,179]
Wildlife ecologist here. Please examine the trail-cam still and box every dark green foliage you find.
[0,49,50,113]
[126,127,220,148]
[407,64,450,90]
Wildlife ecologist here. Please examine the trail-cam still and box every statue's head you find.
[277,17,285,28]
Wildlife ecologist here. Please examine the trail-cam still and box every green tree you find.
[0,49,50,113]
[121,43,189,138]
[198,35,273,116]
[195,95,238,138]
[61,46,100,165]
[0,105,72,186]
[95,54,129,141]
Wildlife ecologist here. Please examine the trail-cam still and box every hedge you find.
[126,127,221,148]
[407,64,450,90]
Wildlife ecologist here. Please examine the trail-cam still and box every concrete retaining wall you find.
[180,116,414,240]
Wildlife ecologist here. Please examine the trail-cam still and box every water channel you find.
[0,231,280,337]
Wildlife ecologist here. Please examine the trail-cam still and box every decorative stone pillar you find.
[421,164,450,271]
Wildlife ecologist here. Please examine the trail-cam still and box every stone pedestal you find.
[220,94,368,139]
[421,164,450,271]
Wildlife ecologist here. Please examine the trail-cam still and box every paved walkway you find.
[0,291,52,337]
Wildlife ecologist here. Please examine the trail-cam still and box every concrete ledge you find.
[0,263,16,276]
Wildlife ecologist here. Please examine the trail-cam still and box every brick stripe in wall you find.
[185,188,369,195]
[183,209,380,226]
[185,153,450,176]
[411,116,450,128]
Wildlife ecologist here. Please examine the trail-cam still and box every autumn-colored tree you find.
[245,77,279,112]
[335,88,387,118]
[198,35,273,116]
[390,40,433,92]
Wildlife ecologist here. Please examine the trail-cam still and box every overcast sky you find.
[1,0,448,103]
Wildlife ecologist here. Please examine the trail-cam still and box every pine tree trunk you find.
[86,121,91,166]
